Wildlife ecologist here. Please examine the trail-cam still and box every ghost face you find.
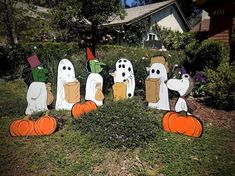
[32,66,48,82]
[58,59,76,83]
[149,63,167,81]
[112,58,134,83]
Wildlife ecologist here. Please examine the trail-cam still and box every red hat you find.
[86,48,95,61]
[27,54,42,68]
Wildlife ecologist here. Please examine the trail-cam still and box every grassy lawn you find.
[0,80,234,176]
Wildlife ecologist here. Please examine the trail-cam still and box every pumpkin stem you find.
[179,111,187,117]
[45,110,50,116]
[23,115,31,120]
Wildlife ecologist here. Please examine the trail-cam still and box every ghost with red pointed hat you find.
[85,48,105,106]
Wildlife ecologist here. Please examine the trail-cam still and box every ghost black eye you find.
[63,66,66,70]
[118,64,121,68]
[156,70,160,74]
[118,60,122,63]
[122,64,125,68]
[151,69,155,73]
[68,67,71,70]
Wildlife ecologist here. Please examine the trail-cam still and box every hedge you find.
[0,43,186,95]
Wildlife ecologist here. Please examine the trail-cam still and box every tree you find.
[0,0,18,45]
[51,0,125,55]
[0,0,53,45]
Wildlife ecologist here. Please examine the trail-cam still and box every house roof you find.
[105,0,189,29]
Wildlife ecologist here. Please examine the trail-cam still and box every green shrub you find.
[98,45,186,94]
[185,39,230,74]
[1,43,187,98]
[203,62,235,110]
[74,97,161,149]
[155,26,196,51]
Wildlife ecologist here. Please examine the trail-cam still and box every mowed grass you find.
[0,80,234,176]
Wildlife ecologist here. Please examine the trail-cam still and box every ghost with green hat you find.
[85,48,105,106]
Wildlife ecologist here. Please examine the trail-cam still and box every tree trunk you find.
[3,0,18,46]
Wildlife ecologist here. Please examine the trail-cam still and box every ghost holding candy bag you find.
[145,56,170,111]
[55,59,80,110]
[109,58,135,101]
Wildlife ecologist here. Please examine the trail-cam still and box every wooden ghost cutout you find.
[146,56,170,110]
[109,58,135,101]
[55,59,80,110]
[85,48,105,106]
[25,55,49,115]
[167,73,194,113]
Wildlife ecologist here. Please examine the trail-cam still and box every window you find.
[148,33,157,40]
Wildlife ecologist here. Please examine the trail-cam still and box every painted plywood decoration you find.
[10,113,57,137]
[109,58,135,101]
[85,48,105,106]
[163,71,202,138]
[167,73,194,113]
[25,55,50,115]
[55,59,80,110]
[145,56,170,110]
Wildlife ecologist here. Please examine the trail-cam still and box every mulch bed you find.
[170,98,235,133]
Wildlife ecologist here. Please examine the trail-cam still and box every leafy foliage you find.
[203,62,235,110]
[1,43,186,97]
[185,39,230,73]
[74,97,161,148]
[155,25,196,51]
[121,19,150,46]
[0,1,54,45]
[50,0,124,50]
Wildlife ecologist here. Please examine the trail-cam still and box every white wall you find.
[150,5,187,33]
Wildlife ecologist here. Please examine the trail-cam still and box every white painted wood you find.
[55,59,78,110]
[25,82,48,115]
[175,97,188,112]
[167,74,192,112]
[111,58,135,98]
[85,73,104,106]
[147,63,170,110]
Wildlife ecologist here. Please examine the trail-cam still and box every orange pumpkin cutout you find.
[35,115,57,135]
[10,120,22,137]
[9,115,57,137]
[71,101,97,119]
[163,112,203,138]
[10,119,35,137]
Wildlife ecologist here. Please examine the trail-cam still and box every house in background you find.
[192,0,235,45]
[104,0,190,48]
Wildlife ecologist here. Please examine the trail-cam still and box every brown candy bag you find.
[145,78,160,103]
[46,82,54,105]
[112,82,127,101]
[95,83,104,101]
[64,81,80,103]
